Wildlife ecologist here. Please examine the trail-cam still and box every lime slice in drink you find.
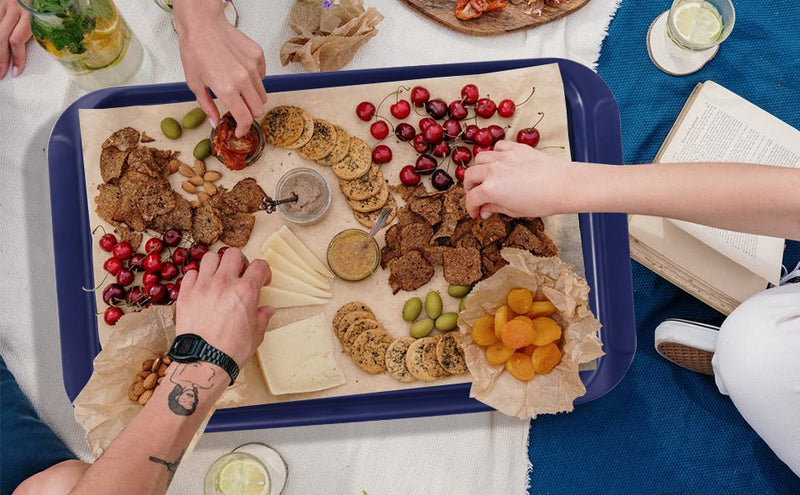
[672,1,723,46]
[81,27,128,71]
[215,455,270,495]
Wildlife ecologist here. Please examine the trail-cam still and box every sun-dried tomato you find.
[211,113,259,171]
[455,0,508,20]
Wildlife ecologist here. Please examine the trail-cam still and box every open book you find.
[628,81,800,314]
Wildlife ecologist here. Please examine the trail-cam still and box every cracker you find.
[331,137,371,180]
[347,181,389,213]
[405,338,436,382]
[385,337,416,383]
[422,334,449,378]
[99,146,129,182]
[317,125,351,166]
[191,204,224,245]
[334,310,375,342]
[285,111,316,149]
[388,249,434,294]
[102,127,140,151]
[297,119,338,161]
[350,328,393,374]
[332,301,374,336]
[436,333,468,375]
[341,318,382,354]
[261,106,313,148]
[353,194,397,228]
[442,247,483,286]
[339,163,384,201]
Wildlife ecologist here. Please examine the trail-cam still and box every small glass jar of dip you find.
[274,168,331,224]
[327,229,381,282]
[210,113,265,170]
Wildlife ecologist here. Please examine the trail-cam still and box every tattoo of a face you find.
[148,449,185,485]
[167,362,218,416]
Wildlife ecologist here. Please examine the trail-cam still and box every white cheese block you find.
[261,234,327,282]
[278,225,333,278]
[259,286,329,309]
[261,248,330,290]
[256,313,346,395]
[270,267,332,299]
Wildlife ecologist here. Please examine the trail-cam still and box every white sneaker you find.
[654,319,719,375]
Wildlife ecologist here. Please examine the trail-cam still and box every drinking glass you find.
[18,0,153,91]
[204,442,287,495]
[647,0,735,75]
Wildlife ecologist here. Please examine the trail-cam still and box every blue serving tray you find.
[49,58,636,431]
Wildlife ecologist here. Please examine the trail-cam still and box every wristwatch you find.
[167,334,239,386]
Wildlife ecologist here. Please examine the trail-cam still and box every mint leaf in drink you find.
[29,2,88,54]
[86,0,114,20]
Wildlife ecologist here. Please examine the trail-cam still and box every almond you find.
[143,372,158,390]
[133,382,145,397]
[162,356,172,365]
[189,175,205,186]
[178,163,196,177]
[168,159,181,175]
[182,181,198,194]
[142,359,155,371]
[138,389,154,406]
[194,159,206,176]
[158,363,168,376]
[204,171,222,182]
[190,200,201,208]
[128,382,140,402]
[137,370,150,380]
[151,357,162,372]
[204,181,217,195]
[198,192,211,203]
[157,376,164,385]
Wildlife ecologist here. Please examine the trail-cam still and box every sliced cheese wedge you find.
[262,234,327,282]
[261,248,330,290]
[270,267,332,299]
[278,225,333,278]
[256,313,346,395]
[259,286,329,309]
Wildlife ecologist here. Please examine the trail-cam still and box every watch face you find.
[171,334,200,359]
[176,337,195,355]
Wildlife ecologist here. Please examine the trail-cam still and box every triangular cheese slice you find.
[261,234,327,281]
[270,268,332,299]
[260,249,330,290]
[278,225,333,278]
[259,286,329,309]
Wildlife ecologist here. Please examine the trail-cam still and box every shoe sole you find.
[655,342,714,375]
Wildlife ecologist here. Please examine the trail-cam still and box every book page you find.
[657,81,800,285]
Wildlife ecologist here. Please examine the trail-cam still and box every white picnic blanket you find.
[0,0,620,492]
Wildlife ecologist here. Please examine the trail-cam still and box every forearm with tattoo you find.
[148,450,185,485]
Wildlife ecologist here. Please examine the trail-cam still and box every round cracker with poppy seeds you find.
[436,333,468,375]
[261,106,313,148]
[347,181,389,213]
[317,125,351,166]
[405,337,436,382]
[385,337,417,383]
[351,328,393,374]
[341,318,382,354]
[340,163,384,201]
[422,334,449,378]
[331,137,371,180]
[297,119,338,161]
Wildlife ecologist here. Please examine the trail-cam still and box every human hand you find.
[0,0,32,79]
[464,140,574,219]
[175,248,274,367]
[172,0,267,137]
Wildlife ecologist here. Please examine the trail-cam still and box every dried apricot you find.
[505,352,536,381]
[471,315,497,346]
[530,317,562,346]
[500,318,535,349]
[507,288,533,314]
[494,304,515,339]
[485,342,515,365]
[522,344,536,357]
[531,342,562,374]
[526,300,556,318]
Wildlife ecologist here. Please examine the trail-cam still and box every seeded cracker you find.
[353,194,397,228]
[332,301,375,338]
[191,204,224,245]
[99,146,129,182]
[346,181,389,213]
[385,337,417,383]
[351,328,393,374]
[334,310,375,342]
[102,127,140,151]
[436,333,468,375]
[340,163,384,200]
[405,337,435,382]
[331,137,371,180]
[261,106,314,148]
[317,124,351,166]
[297,119,338,161]
[422,334,449,378]
[341,318,382,354]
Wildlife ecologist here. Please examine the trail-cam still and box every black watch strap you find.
[168,334,240,386]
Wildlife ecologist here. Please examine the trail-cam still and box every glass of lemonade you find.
[647,0,735,75]
[204,443,287,495]
[18,0,153,91]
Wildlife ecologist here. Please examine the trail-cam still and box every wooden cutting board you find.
[400,0,592,36]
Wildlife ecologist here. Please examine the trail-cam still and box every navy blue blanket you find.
[528,1,800,492]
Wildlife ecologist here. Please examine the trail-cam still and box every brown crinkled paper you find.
[73,306,245,459]
[280,0,383,72]
[455,248,604,419]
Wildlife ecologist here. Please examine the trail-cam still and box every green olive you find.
[424,290,443,319]
[402,297,422,323]
[459,296,467,312]
[160,117,182,139]
[193,139,212,160]
[181,107,206,129]
[410,318,435,339]
[435,312,459,332]
[447,284,472,298]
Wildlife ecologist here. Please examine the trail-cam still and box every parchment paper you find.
[78,63,584,411]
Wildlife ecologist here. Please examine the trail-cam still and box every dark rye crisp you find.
[388,250,434,294]
[399,222,433,253]
[191,204,224,245]
[149,193,192,232]
[442,247,482,286]
[102,127,140,151]
[260,105,314,148]
[297,119,338,161]
[219,211,256,248]
[99,146,129,182]
[350,328,393,374]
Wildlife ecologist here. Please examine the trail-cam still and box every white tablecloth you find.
[0,1,620,492]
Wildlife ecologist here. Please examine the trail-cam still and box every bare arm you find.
[0,0,32,79]
[464,141,800,241]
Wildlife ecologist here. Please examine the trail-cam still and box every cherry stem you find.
[395,85,410,104]
[81,271,110,292]
[515,86,537,107]
[530,112,545,128]
[375,87,405,119]
[91,224,108,235]
[538,145,566,150]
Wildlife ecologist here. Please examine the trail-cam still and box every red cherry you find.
[410,86,430,107]
[455,164,467,182]
[423,124,444,145]
[425,99,448,120]
[452,146,472,166]
[99,233,117,252]
[390,99,411,119]
[111,241,133,261]
[142,253,163,274]
[175,276,184,288]
[171,247,188,265]
[370,120,389,140]
[497,99,516,118]
[432,141,451,158]
[461,84,479,105]
[371,144,393,164]
[116,268,134,286]
[414,154,438,175]
[474,128,494,147]
[462,124,480,143]
[399,165,421,186]
[395,123,416,141]
[162,228,182,247]
[431,169,454,191]
[160,262,179,281]
[102,283,125,305]
[448,100,468,120]
[418,117,436,132]
[103,256,123,276]
[411,134,430,153]
[516,127,541,148]
[442,119,462,141]
[475,98,497,119]
[145,237,164,254]
[144,283,167,304]
[487,124,506,143]
[103,307,124,326]
[181,260,200,273]
[168,286,181,302]
[356,101,376,121]
[126,286,145,305]
[129,252,145,272]
[473,144,493,157]
[142,272,160,287]
[189,243,209,261]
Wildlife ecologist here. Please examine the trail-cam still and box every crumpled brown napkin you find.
[280,0,384,72]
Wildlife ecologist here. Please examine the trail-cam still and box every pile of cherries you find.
[355,83,543,191]
[95,229,210,326]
